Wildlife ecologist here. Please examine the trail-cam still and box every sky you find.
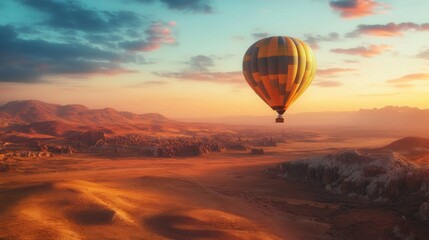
[0,0,429,119]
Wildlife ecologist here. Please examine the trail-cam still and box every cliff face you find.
[278,149,429,221]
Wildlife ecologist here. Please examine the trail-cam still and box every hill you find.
[0,100,228,140]
[382,137,429,151]
[0,100,169,125]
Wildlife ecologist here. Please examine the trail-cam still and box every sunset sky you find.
[1,0,428,118]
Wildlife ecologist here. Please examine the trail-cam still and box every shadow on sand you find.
[144,212,233,240]
[0,182,53,214]
[68,206,116,225]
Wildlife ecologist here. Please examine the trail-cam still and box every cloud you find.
[317,68,357,77]
[330,44,390,57]
[188,55,214,71]
[156,71,243,84]
[252,32,269,39]
[130,0,213,13]
[0,25,136,83]
[343,59,359,63]
[2,1,175,83]
[159,0,213,13]
[119,21,176,52]
[329,0,389,18]
[154,55,243,85]
[386,73,429,84]
[129,80,168,87]
[313,80,343,87]
[347,22,429,37]
[416,49,429,60]
[17,0,142,33]
[304,32,340,49]
[84,33,125,48]
[16,0,155,50]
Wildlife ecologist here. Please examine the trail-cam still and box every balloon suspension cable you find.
[275,114,284,123]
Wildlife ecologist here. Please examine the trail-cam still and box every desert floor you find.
[0,135,403,240]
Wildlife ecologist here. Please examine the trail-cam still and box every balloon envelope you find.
[242,36,316,119]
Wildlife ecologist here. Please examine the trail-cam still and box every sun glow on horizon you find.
[1,0,429,118]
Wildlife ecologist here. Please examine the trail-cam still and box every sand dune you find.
[1,137,406,240]
[0,166,284,240]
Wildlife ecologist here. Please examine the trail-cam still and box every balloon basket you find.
[275,115,284,123]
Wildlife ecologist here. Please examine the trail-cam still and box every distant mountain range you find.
[193,106,429,136]
[0,100,228,140]
[0,100,168,125]
[1,100,428,140]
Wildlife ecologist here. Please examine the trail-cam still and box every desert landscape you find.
[2,0,429,239]
[1,100,429,240]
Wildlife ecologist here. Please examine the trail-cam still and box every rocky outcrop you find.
[49,145,75,154]
[1,150,55,158]
[77,130,106,146]
[251,148,264,155]
[97,134,246,157]
[0,157,19,172]
[277,150,429,221]
[0,162,18,172]
[255,137,277,147]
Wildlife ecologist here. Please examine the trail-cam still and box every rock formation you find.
[277,149,429,221]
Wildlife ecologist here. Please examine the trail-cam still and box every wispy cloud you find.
[317,68,357,77]
[160,0,213,13]
[304,32,340,49]
[156,71,243,84]
[154,55,243,85]
[119,21,177,52]
[343,59,360,63]
[128,80,168,87]
[329,0,389,19]
[331,44,390,57]
[347,22,429,37]
[313,80,343,87]
[130,0,213,13]
[386,73,429,84]
[188,55,214,72]
[416,49,429,60]
[252,32,269,39]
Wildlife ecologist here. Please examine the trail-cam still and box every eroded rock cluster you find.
[278,150,429,221]
[93,134,247,157]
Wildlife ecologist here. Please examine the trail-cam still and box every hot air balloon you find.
[242,36,317,123]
